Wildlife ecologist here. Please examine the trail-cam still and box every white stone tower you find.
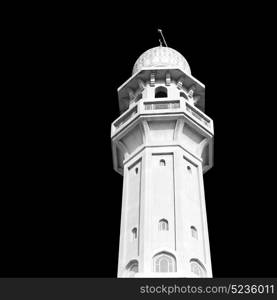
[111,46,214,278]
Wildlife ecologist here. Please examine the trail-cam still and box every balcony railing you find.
[113,106,137,128]
[144,100,180,110]
[112,98,213,135]
[185,102,211,129]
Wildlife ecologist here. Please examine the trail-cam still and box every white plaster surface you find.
[112,47,214,278]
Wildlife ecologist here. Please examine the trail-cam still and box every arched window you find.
[190,259,206,277]
[191,226,198,239]
[160,159,166,166]
[132,227,137,240]
[180,91,188,99]
[126,260,138,277]
[155,86,168,98]
[159,219,169,231]
[153,252,176,273]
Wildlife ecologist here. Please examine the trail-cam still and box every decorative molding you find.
[188,84,196,101]
[173,119,184,141]
[166,73,171,86]
[188,89,194,98]
[150,73,155,87]
[177,80,183,90]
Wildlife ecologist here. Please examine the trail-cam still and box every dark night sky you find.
[2,7,276,277]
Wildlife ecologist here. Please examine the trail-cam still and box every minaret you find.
[111,45,214,278]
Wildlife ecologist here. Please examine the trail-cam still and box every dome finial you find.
[157,29,168,47]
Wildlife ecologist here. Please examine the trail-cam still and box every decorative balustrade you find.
[185,102,211,129]
[144,100,180,110]
[112,98,213,134]
[113,106,137,128]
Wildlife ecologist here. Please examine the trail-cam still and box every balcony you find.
[112,98,213,135]
[144,100,180,110]
[113,106,138,129]
[185,102,213,131]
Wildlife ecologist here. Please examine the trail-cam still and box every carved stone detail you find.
[150,73,155,87]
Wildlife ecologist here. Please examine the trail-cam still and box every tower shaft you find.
[117,145,212,277]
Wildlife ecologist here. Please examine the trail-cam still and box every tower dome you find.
[132,46,191,75]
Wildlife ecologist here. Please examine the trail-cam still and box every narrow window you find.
[159,219,169,231]
[132,227,137,240]
[153,252,176,273]
[187,165,192,172]
[135,167,138,174]
[155,86,168,98]
[191,226,198,239]
[160,159,166,166]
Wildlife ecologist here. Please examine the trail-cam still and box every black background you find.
[2,5,276,277]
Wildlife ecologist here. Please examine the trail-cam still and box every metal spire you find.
[158,29,168,47]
